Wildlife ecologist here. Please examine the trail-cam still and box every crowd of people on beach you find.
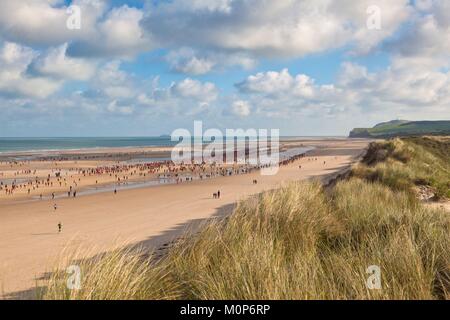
[0,150,314,201]
[0,150,324,234]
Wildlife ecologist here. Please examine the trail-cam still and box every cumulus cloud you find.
[0,42,62,98]
[0,0,104,46]
[236,69,294,94]
[170,78,219,102]
[144,0,411,58]
[0,0,415,70]
[336,60,450,107]
[28,44,96,81]
[0,0,414,66]
[231,100,251,117]
[0,1,150,59]
[58,60,223,118]
[106,100,134,115]
[166,48,256,75]
[0,0,449,135]
[166,48,216,75]
[237,68,329,100]
[386,0,450,69]
[67,5,151,58]
[237,62,450,122]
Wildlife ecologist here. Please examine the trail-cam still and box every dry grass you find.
[353,137,450,199]
[38,244,180,300]
[39,180,450,300]
[39,137,450,300]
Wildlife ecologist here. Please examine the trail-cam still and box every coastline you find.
[0,138,365,204]
[0,138,369,298]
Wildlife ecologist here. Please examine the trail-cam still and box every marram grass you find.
[39,180,449,300]
[39,138,450,300]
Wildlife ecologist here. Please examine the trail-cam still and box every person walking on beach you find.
[54,203,57,211]
[217,190,221,199]
[58,222,62,233]
[52,192,55,199]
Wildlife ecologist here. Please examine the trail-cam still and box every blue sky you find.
[0,0,449,137]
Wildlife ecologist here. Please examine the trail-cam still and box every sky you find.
[0,0,449,137]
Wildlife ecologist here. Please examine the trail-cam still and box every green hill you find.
[349,120,450,138]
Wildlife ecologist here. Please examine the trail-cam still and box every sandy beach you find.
[0,139,369,299]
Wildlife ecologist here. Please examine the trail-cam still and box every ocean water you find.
[0,136,341,154]
[0,137,177,153]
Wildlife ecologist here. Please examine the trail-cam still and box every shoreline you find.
[0,144,316,204]
[0,137,366,157]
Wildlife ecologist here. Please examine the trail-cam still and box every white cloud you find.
[67,5,151,58]
[292,75,316,98]
[0,42,62,98]
[0,1,150,59]
[386,0,450,69]
[337,61,450,107]
[172,0,234,13]
[0,0,104,46]
[166,48,256,75]
[91,60,136,99]
[145,0,411,58]
[237,68,330,100]
[107,100,133,115]
[237,62,450,122]
[29,44,96,81]
[333,0,413,55]
[167,49,216,75]
[237,69,294,94]
[231,100,251,117]
[170,78,219,102]
[0,0,414,71]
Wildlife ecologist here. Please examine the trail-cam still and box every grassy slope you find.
[354,137,450,199]
[350,121,450,137]
[39,138,450,300]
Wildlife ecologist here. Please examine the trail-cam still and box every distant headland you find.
[349,120,450,138]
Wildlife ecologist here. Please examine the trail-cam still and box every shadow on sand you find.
[3,201,236,300]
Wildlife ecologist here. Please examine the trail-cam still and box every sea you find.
[0,137,177,153]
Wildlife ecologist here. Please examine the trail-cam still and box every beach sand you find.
[0,139,369,299]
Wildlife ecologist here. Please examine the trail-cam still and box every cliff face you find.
[349,128,371,138]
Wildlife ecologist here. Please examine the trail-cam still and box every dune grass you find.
[353,137,450,199]
[38,138,450,300]
[38,244,180,300]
